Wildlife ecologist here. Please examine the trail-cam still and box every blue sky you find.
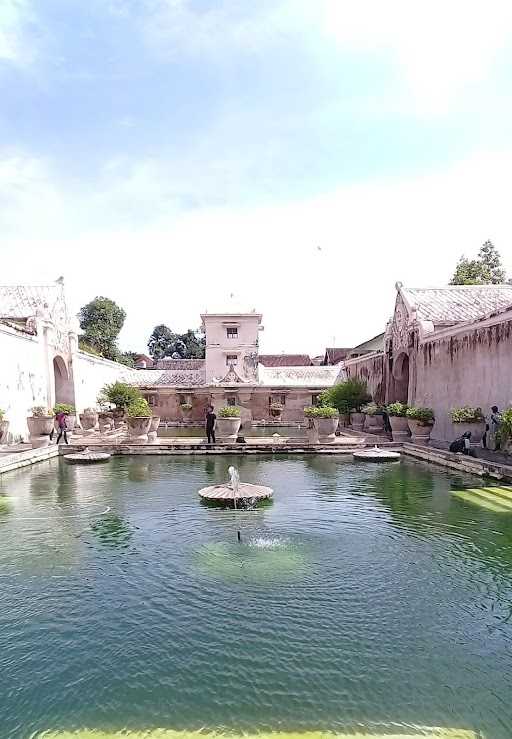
[2,0,512,354]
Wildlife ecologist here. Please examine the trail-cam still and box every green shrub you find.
[31,406,53,417]
[218,406,241,418]
[304,406,338,418]
[100,381,141,410]
[450,406,485,423]
[387,402,408,417]
[406,406,435,425]
[500,408,512,444]
[361,402,382,416]
[53,403,75,415]
[126,398,152,417]
[321,379,371,413]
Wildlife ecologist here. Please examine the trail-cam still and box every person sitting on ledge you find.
[449,431,476,458]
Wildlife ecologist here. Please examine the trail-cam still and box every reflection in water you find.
[90,513,134,549]
[0,495,12,515]
[128,462,151,482]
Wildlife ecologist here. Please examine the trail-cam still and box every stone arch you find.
[392,352,409,403]
[53,355,75,407]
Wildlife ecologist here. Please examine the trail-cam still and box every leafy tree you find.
[148,325,205,360]
[99,381,141,410]
[148,324,175,360]
[320,379,371,414]
[79,297,126,359]
[450,240,506,285]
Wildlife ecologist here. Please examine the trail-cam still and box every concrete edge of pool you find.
[2,436,512,485]
[37,727,482,738]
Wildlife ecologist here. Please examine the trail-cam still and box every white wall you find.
[73,352,137,413]
[0,325,49,441]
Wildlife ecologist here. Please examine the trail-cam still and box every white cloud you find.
[0,0,35,65]
[1,148,512,354]
[320,0,512,114]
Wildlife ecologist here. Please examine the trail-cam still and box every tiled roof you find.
[0,284,65,319]
[129,368,206,387]
[348,333,385,356]
[323,348,351,365]
[259,354,312,367]
[401,285,512,324]
[258,364,344,388]
[154,358,205,370]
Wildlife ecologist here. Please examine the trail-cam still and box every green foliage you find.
[0,409,5,421]
[218,406,241,418]
[78,339,102,357]
[116,352,136,368]
[321,378,371,413]
[100,381,141,410]
[361,402,382,416]
[499,408,512,444]
[147,324,205,360]
[450,240,506,285]
[31,406,53,417]
[450,406,485,423]
[406,406,435,424]
[304,406,338,418]
[79,296,127,360]
[387,402,408,417]
[53,403,75,415]
[126,397,152,417]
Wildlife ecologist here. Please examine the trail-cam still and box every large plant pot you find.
[80,411,98,434]
[389,416,410,442]
[27,416,54,448]
[351,412,365,432]
[307,424,319,444]
[0,420,9,444]
[148,415,161,443]
[216,417,241,442]
[112,407,126,428]
[451,421,486,446]
[408,419,433,445]
[98,412,114,433]
[127,416,152,443]
[315,416,339,443]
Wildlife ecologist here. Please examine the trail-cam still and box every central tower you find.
[201,310,263,384]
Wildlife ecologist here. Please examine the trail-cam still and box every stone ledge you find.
[0,444,60,475]
[402,443,512,482]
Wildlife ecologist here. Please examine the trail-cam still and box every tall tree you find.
[450,240,506,285]
[148,324,176,360]
[79,296,126,360]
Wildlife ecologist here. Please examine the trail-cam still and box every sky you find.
[1,0,512,356]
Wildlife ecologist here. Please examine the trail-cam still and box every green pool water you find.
[0,455,511,739]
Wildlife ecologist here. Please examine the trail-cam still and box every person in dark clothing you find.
[51,411,69,445]
[205,406,216,444]
[449,431,476,457]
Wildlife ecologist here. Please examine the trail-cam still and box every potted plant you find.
[321,379,371,432]
[126,397,153,443]
[80,407,99,433]
[216,406,242,442]
[304,406,339,443]
[180,402,193,420]
[27,406,54,448]
[0,409,8,445]
[361,402,384,432]
[148,414,161,443]
[270,401,284,420]
[53,403,77,433]
[499,407,512,454]
[406,406,435,444]
[449,406,486,445]
[99,382,141,427]
[387,402,410,442]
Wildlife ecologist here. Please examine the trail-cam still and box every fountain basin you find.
[353,446,401,462]
[198,482,273,505]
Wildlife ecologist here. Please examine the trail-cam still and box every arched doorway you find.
[53,356,75,407]
[392,352,409,403]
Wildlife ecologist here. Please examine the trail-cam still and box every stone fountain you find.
[198,466,273,507]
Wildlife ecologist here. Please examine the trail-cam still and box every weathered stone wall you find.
[0,324,49,441]
[415,315,512,444]
[344,353,386,404]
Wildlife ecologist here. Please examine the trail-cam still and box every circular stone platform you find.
[198,482,273,505]
[353,446,401,462]
[64,451,111,464]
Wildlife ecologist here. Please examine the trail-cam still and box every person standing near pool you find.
[205,405,216,444]
[51,410,70,445]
